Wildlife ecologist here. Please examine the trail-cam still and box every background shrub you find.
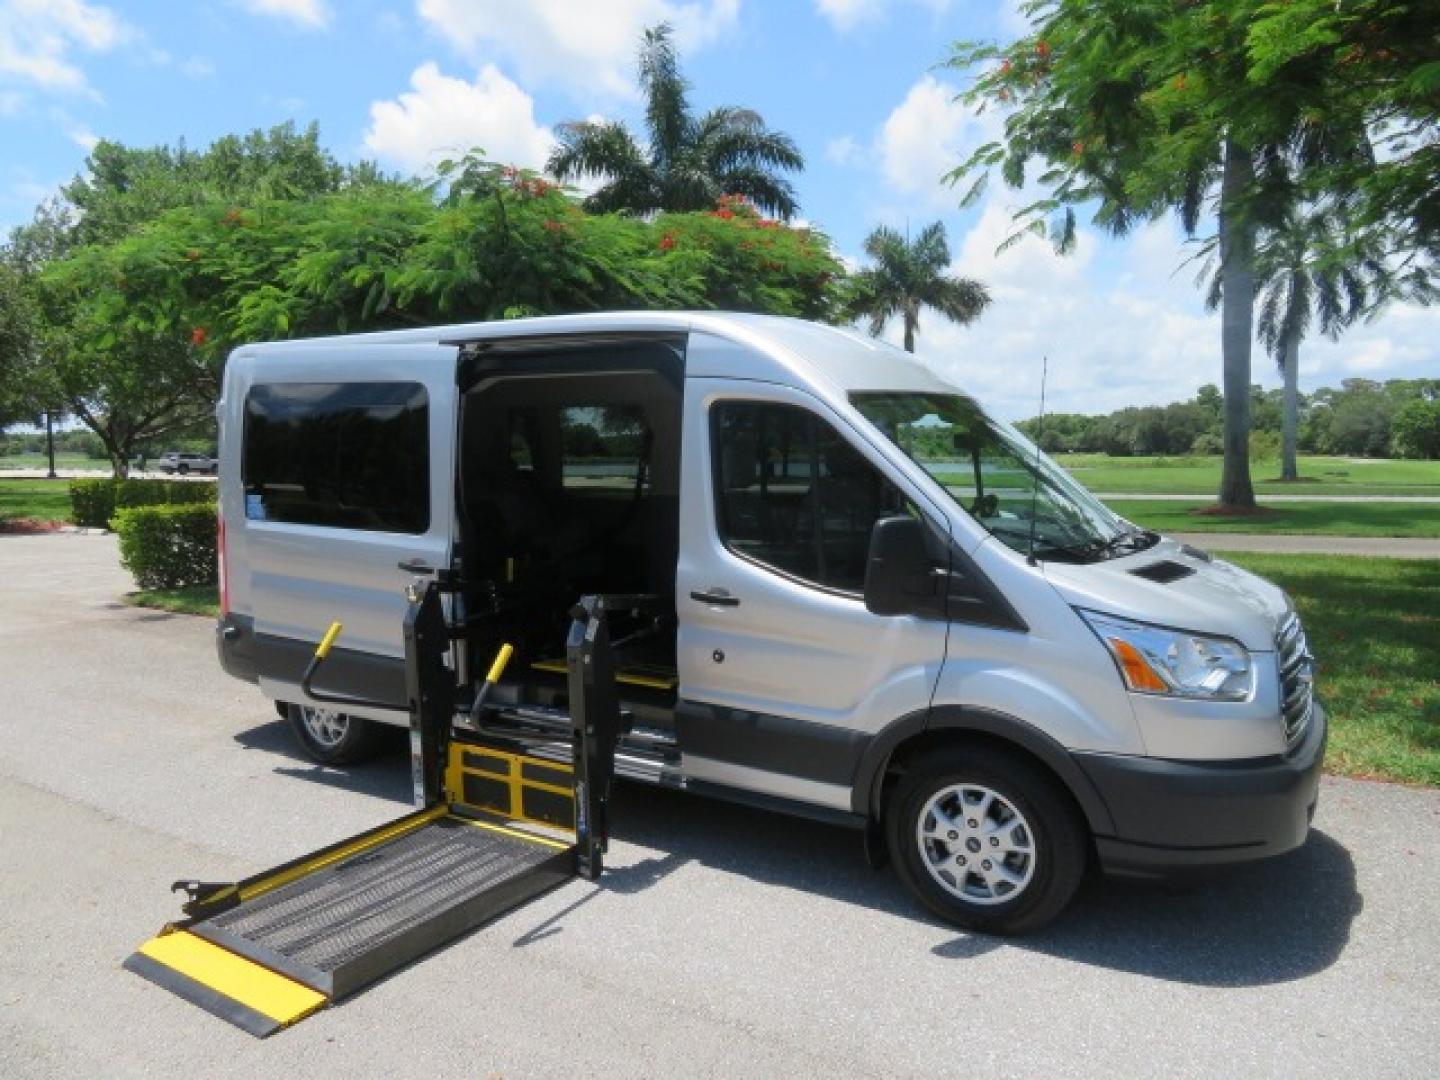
[112,504,218,589]
[69,478,215,528]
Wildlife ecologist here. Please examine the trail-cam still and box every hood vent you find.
[1130,560,1196,584]
[1179,544,1212,562]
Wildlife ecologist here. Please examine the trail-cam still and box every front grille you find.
[1276,613,1314,746]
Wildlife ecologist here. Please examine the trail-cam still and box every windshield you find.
[851,391,1153,563]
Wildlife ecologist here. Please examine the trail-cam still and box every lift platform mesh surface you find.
[127,812,573,1037]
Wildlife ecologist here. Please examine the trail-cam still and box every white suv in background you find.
[157,450,217,475]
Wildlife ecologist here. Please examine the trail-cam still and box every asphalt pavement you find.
[1,533,1437,1079]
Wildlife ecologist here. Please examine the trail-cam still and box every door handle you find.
[690,588,740,607]
[398,557,435,575]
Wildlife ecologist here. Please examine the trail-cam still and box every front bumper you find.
[1075,702,1327,878]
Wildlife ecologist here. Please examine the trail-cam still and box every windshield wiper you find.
[1098,528,1159,558]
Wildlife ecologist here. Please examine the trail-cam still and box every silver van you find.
[215,312,1324,933]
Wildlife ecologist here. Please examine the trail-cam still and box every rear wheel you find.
[887,745,1086,935]
[286,703,386,765]
[177,463,190,475]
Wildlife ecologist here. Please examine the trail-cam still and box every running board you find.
[126,808,574,1037]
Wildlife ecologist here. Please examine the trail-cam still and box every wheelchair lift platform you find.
[127,586,645,1037]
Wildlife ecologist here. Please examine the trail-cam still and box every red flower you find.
[542,219,565,233]
[1000,59,1012,75]
[713,208,735,220]
[658,233,677,251]
[191,327,207,346]
[1035,40,1051,58]
[1072,140,1085,156]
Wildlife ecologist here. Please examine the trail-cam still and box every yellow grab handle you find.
[315,621,343,660]
[485,643,514,684]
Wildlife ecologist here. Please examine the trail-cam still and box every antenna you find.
[1027,356,1048,567]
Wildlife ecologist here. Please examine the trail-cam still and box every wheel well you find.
[872,728,1095,843]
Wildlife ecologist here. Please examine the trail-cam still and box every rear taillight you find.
[217,509,229,616]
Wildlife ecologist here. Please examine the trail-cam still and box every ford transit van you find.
[215,312,1324,933]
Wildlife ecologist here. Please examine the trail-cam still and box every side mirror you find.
[864,515,940,617]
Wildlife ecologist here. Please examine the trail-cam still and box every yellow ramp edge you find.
[126,931,327,1038]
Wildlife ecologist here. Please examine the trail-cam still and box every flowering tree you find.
[31,153,845,473]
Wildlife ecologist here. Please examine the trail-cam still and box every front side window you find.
[712,401,909,592]
[243,381,429,533]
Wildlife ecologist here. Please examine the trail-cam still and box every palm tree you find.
[845,222,991,352]
[1201,206,1383,481]
[547,24,803,218]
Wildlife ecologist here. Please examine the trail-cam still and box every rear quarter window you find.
[242,381,429,533]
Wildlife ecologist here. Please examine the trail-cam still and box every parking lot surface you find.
[1,533,1436,1078]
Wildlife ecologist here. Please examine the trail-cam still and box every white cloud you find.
[180,56,215,78]
[877,75,998,207]
[241,0,331,28]
[0,90,24,114]
[814,0,950,32]
[415,0,740,99]
[0,0,133,96]
[825,134,863,167]
[67,124,98,150]
[364,62,556,174]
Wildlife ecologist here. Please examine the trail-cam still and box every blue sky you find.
[2,0,1436,420]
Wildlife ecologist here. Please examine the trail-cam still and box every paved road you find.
[1,533,1437,1079]
[1173,533,1440,558]
[1097,492,1440,503]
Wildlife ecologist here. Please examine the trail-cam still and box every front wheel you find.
[887,745,1087,935]
[286,703,386,765]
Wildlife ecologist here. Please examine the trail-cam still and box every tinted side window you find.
[559,405,652,491]
[712,401,909,592]
[243,382,429,533]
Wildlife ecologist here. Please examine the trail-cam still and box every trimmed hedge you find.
[113,504,218,589]
[69,478,215,529]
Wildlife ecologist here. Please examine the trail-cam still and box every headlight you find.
[1077,610,1253,701]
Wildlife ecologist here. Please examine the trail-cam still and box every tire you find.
[177,463,189,475]
[887,744,1087,935]
[285,703,387,765]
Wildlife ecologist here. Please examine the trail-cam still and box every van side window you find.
[243,382,429,533]
[712,401,909,593]
[559,405,651,491]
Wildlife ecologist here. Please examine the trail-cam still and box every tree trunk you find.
[1281,336,1300,481]
[903,314,916,353]
[1217,139,1257,508]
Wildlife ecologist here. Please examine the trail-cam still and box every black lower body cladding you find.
[1078,703,1328,878]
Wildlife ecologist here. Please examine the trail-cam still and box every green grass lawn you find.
[0,478,73,524]
[0,452,106,472]
[122,585,219,617]
[1055,453,1440,497]
[1225,554,1439,787]
[1113,499,1440,537]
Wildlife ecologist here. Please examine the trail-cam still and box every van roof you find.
[232,311,967,397]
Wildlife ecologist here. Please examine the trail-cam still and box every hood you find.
[1040,537,1290,652]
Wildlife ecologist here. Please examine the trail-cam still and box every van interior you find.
[456,340,684,734]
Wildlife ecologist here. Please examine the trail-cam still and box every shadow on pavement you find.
[1005,830,1360,986]
[234,719,1361,985]
[232,720,411,803]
